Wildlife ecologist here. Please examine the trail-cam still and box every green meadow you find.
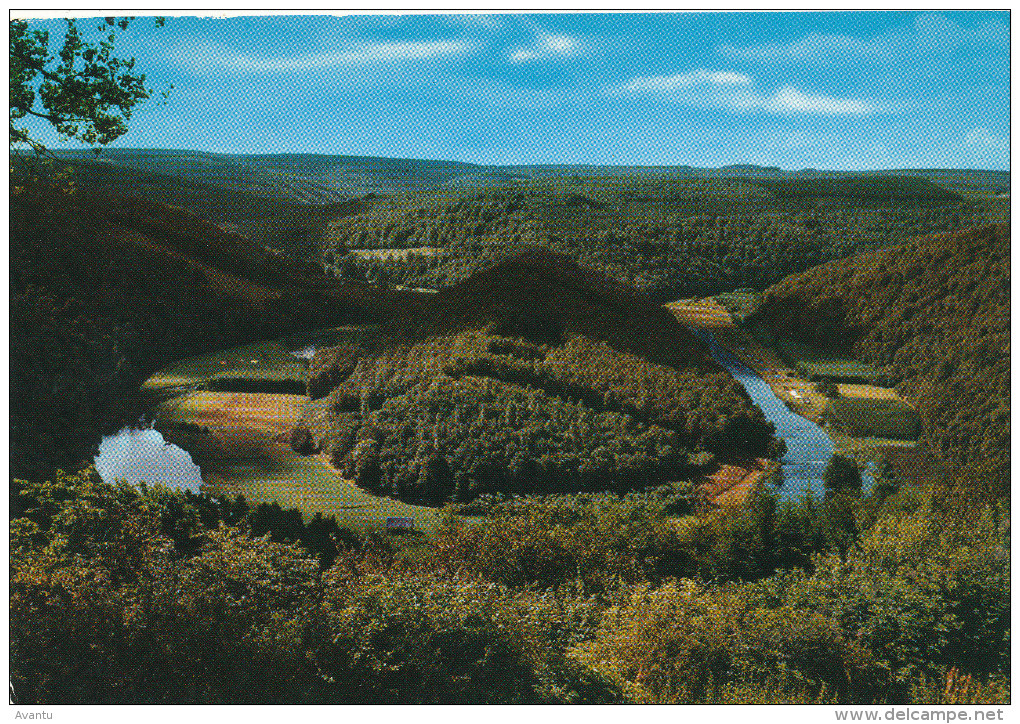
[774,338,882,383]
[145,327,440,535]
[824,397,921,441]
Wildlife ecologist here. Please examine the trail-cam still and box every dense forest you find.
[752,223,1009,499]
[294,250,781,504]
[320,175,987,300]
[9,179,1010,706]
[11,466,1009,704]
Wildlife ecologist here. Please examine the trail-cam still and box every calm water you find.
[690,327,869,500]
[94,426,204,492]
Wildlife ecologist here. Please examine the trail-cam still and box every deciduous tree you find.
[10,16,168,154]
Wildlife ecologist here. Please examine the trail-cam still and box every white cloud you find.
[718,12,1008,64]
[608,70,881,116]
[508,32,581,64]
[614,69,753,93]
[757,85,876,115]
[964,127,1008,152]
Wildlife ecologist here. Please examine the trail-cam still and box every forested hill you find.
[323,174,993,301]
[751,223,1009,498]
[10,183,418,483]
[299,249,780,505]
[399,248,707,368]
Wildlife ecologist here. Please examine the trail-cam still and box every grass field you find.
[143,326,383,393]
[824,397,921,440]
[143,340,309,391]
[144,329,440,534]
[667,298,828,422]
[155,390,441,535]
[774,338,881,383]
[713,290,761,323]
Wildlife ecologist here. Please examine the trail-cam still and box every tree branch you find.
[22,107,91,124]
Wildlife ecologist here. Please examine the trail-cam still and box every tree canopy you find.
[10,17,167,153]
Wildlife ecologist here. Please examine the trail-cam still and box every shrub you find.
[308,569,623,704]
[823,455,863,499]
[573,580,740,703]
[815,378,839,398]
[432,488,704,591]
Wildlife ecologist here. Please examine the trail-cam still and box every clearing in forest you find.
[153,389,441,535]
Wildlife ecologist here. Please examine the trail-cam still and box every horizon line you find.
[10,146,1010,175]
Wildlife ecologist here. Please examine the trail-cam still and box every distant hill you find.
[718,164,784,175]
[298,249,780,505]
[322,171,991,300]
[10,149,485,262]
[751,223,1009,498]
[757,175,962,204]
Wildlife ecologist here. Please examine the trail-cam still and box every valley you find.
[12,151,1009,707]
[8,9,1010,708]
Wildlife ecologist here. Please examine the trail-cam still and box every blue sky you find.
[16,11,1010,170]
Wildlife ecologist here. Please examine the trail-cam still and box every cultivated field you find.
[666,297,735,328]
[155,390,441,535]
[837,384,903,400]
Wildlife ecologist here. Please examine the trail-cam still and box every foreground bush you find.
[9,468,1008,705]
[9,469,620,704]
[308,568,623,704]
[433,488,704,591]
[573,487,1010,704]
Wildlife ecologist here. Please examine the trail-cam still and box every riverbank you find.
[700,457,774,508]
[670,297,924,498]
[668,298,825,423]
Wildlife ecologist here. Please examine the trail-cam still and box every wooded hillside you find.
[9,184,418,486]
[752,224,1009,498]
[322,176,985,300]
[297,250,781,504]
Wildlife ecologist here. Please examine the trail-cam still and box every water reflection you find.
[690,327,872,500]
[94,426,204,492]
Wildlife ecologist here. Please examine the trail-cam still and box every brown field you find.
[837,383,906,401]
[667,298,735,328]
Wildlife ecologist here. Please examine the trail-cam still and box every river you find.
[689,327,869,500]
[94,326,864,504]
